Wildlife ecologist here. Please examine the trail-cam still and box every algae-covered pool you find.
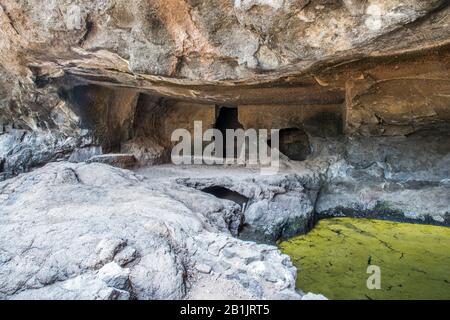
[278,218,450,300]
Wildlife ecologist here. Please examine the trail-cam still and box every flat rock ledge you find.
[0,162,325,300]
[85,154,137,169]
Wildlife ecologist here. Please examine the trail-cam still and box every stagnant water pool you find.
[278,218,450,300]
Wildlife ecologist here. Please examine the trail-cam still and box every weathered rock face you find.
[1,0,449,80]
[0,0,450,300]
[0,162,319,300]
[313,134,450,224]
[178,174,315,242]
[1,0,450,177]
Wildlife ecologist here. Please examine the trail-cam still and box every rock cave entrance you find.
[59,84,333,165]
[214,106,244,158]
[268,128,311,161]
[58,84,138,154]
[278,128,311,161]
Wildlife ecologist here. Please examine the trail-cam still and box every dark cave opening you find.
[201,186,249,209]
[214,106,244,158]
[57,85,96,129]
[58,84,139,154]
[269,128,311,161]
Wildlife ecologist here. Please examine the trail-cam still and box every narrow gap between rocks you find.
[201,186,249,209]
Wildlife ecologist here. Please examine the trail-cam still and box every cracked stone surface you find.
[0,162,315,300]
[1,0,448,81]
[1,0,450,177]
[177,174,315,241]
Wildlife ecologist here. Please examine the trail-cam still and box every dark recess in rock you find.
[201,186,249,209]
[270,128,311,161]
[214,106,244,158]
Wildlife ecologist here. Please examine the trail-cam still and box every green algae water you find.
[278,218,450,300]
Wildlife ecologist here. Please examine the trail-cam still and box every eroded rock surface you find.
[314,133,450,224]
[0,0,449,301]
[0,162,308,300]
[178,174,315,242]
[1,0,449,80]
[1,0,450,177]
